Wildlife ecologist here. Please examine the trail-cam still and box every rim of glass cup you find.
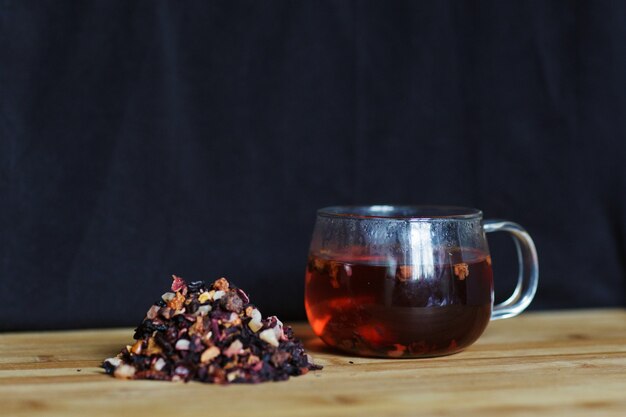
[317,205,483,221]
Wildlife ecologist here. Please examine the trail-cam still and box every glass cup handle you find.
[484,219,539,320]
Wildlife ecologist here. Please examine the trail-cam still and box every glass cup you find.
[304,205,538,358]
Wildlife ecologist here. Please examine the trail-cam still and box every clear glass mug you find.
[304,206,538,358]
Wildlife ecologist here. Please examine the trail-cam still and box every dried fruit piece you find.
[397,265,414,282]
[104,357,121,368]
[248,308,263,332]
[453,263,469,280]
[224,340,244,357]
[329,261,341,288]
[145,338,162,356]
[114,364,136,379]
[200,346,221,363]
[259,329,279,347]
[130,340,143,355]
[311,257,326,272]
[213,277,229,291]
[175,339,190,351]
[146,305,160,320]
[197,305,211,316]
[388,344,406,358]
[167,291,186,310]
[153,357,166,371]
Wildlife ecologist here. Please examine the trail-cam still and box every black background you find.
[2,1,625,331]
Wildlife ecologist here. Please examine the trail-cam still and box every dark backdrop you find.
[2,1,625,331]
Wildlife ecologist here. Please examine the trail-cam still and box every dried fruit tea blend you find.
[103,276,322,383]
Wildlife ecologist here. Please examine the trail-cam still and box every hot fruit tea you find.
[305,248,493,357]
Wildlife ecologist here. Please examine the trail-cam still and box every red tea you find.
[304,248,494,357]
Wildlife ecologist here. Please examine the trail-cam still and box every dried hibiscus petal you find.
[236,288,250,304]
[171,275,187,292]
[103,275,322,384]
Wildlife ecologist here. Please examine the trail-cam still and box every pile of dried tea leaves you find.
[103,276,322,384]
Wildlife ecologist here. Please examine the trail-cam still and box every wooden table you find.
[2,309,626,417]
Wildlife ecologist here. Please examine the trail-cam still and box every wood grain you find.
[1,309,626,417]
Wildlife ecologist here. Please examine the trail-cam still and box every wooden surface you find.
[2,309,626,417]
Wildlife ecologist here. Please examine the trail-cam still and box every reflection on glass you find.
[407,222,434,280]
